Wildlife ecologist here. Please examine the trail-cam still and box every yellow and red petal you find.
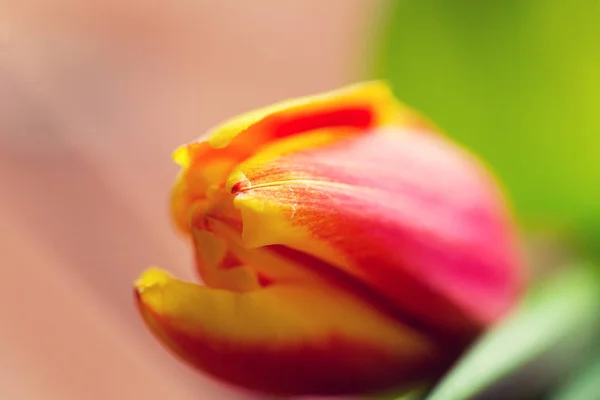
[134,268,448,396]
[138,81,523,396]
[227,126,523,339]
[171,81,433,234]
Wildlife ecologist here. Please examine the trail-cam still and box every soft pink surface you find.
[0,1,382,398]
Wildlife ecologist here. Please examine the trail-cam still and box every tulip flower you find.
[134,82,523,397]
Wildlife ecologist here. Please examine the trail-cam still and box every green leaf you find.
[550,350,600,400]
[418,264,600,400]
[376,0,600,236]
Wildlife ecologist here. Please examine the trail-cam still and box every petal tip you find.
[134,267,173,294]
[172,146,191,167]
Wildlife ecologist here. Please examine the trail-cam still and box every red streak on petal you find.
[188,107,375,172]
[270,107,373,141]
[256,273,273,287]
[218,251,244,269]
[229,181,245,195]
[139,301,444,396]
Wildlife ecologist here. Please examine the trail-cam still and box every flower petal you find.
[204,81,402,150]
[134,268,446,396]
[227,126,523,338]
[171,81,432,234]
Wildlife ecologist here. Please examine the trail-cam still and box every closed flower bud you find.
[134,82,524,397]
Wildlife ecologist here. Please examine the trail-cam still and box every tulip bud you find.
[134,82,524,396]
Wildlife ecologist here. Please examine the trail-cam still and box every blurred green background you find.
[376,1,600,399]
[377,0,600,255]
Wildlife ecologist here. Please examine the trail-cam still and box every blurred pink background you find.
[0,1,384,398]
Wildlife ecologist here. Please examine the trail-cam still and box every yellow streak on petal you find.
[233,191,306,249]
[134,267,432,351]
